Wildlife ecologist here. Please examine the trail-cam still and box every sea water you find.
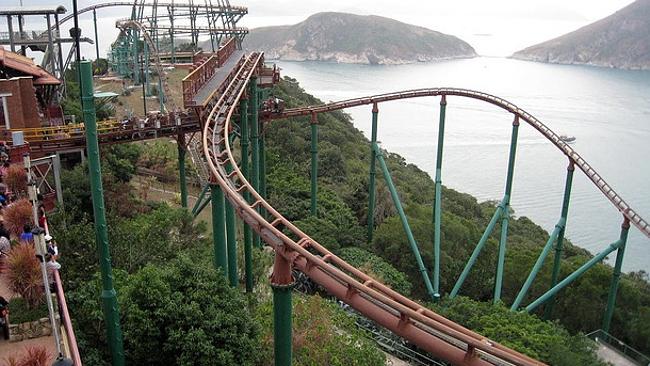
[275,57,650,274]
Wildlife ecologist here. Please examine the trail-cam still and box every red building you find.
[0,46,61,131]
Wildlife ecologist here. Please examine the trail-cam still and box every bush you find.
[430,297,605,365]
[338,247,412,295]
[69,255,261,366]
[5,164,27,197]
[3,199,34,237]
[3,345,52,366]
[6,244,43,308]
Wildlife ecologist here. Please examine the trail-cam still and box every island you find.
[512,0,650,70]
[238,12,477,65]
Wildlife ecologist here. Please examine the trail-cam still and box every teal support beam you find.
[177,134,188,208]
[525,236,626,312]
[225,167,238,287]
[249,78,261,248]
[494,115,520,303]
[260,129,268,218]
[367,103,379,243]
[144,42,151,96]
[80,60,125,366]
[271,254,293,366]
[510,218,565,310]
[240,98,253,292]
[450,204,503,298]
[93,9,100,63]
[310,113,319,216]
[433,95,447,300]
[191,185,210,217]
[602,218,630,332]
[211,183,228,276]
[544,161,575,319]
[373,144,436,300]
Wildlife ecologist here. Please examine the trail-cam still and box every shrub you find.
[6,244,43,308]
[69,255,261,366]
[5,164,27,197]
[3,345,51,366]
[338,247,412,295]
[3,199,34,237]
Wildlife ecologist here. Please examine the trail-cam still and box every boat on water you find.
[560,135,576,143]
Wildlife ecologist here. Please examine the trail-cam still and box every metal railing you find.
[587,330,650,365]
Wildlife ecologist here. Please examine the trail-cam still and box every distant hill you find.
[512,0,650,70]
[236,12,476,65]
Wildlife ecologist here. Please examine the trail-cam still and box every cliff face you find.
[512,0,650,70]
[239,12,476,65]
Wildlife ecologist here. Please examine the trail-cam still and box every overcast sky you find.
[0,0,637,57]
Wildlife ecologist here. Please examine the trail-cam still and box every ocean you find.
[274,57,650,274]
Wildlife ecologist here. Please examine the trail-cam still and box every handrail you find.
[53,269,82,365]
[269,88,650,240]
[202,61,544,365]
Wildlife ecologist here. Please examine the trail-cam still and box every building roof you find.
[0,47,60,85]
[0,5,66,16]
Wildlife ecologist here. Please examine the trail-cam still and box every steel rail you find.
[51,2,247,31]
[202,66,544,365]
[269,88,650,240]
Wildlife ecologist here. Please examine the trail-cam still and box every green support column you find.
[80,61,125,366]
[450,204,503,298]
[374,144,436,300]
[271,254,294,366]
[249,78,261,248]
[494,115,520,303]
[240,98,253,292]
[211,184,228,276]
[225,170,238,287]
[144,42,151,96]
[602,218,630,332]
[310,113,319,216]
[260,128,268,218]
[510,219,565,310]
[177,134,188,208]
[544,161,575,319]
[432,95,447,300]
[367,103,379,243]
[526,236,626,312]
[93,9,100,63]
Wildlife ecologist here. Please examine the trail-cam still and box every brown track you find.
[202,63,547,365]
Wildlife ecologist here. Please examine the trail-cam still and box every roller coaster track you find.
[51,2,248,31]
[268,89,650,240]
[202,62,545,365]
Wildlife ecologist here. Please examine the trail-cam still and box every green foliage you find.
[431,297,606,366]
[50,203,207,291]
[8,297,48,324]
[102,144,142,182]
[138,140,180,182]
[338,247,412,295]
[255,294,385,366]
[69,256,261,366]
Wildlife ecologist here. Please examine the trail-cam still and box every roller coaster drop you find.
[14,2,650,366]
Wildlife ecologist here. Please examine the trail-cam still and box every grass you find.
[8,298,48,324]
[96,68,188,117]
